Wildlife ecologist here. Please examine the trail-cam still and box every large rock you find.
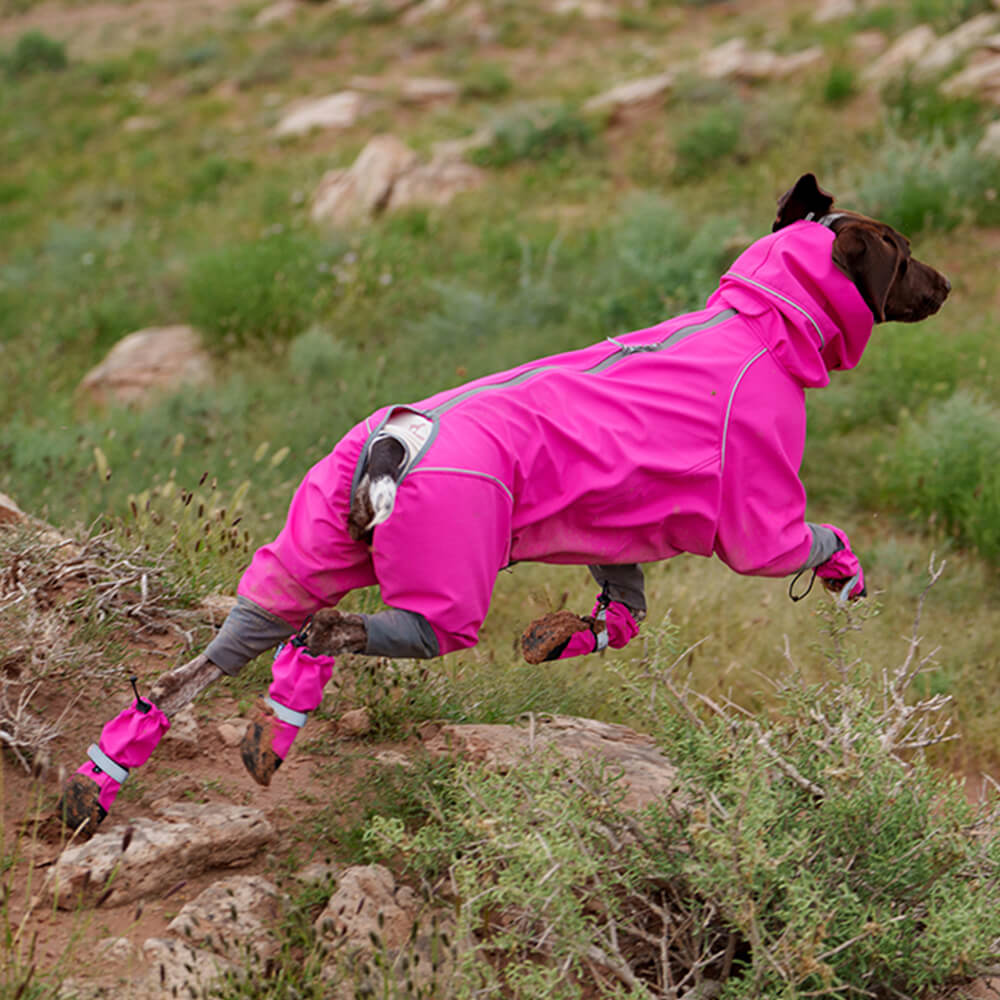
[311,135,419,226]
[421,714,679,812]
[399,76,460,105]
[166,874,283,962]
[274,91,372,138]
[583,73,675,121]
[310,135,484,226]
[315,864,457,998]
[863,25,937,84]
[700,38,824,81]
[387,156,486,211]
[918,12,1000,77]
[46,802,274,909]
[77,325,212,409]
[942,52,1000,102]
[0,491,26,526]
[139,937,236,999]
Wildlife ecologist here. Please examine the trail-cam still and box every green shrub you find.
[854,133,1000,234]
[672,102,745,181]
[460,61,513,100]
[883,73,988,141]
[185,231,344,350]
[5,30,67,78]
[587,192,741,332]
[823,63,857,104]
[910,0,994,29]
[360,598,1000,997]
[885,390,1000,563]
[471,101,594,167]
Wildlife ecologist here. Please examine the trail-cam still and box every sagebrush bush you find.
[185,230,344,350]
[884,390,1000,562]
[5,30,67,77]
[358,594,1000,998]
[672,102,745,181]
[471,101,594,167]
[854,132,1000,234]
[882,73,987,141]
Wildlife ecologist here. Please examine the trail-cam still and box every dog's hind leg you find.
[239,607,440,786]
[60,653,224,835]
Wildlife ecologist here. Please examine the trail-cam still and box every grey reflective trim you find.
[726,272,825,349]
[595,630,609,652]
[410,466,514,503]
[588,308,737,373]
[720,348,767,474]
[265,697,308,728]
[801,523,844,570]
[429,309,738,416]
[204,596,295,677]
[363,608,440,659]
[587,564,646,613]
[87,744,129,784]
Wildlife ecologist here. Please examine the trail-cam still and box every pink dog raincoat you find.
[239,221,873,655]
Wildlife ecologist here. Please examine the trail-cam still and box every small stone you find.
[217,719,249,748]
[337,707,372,738]
[274,91,372,138]
[166,875,283,961]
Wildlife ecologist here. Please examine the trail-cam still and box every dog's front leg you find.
[149,653,224,716]
[239,607,440,787]
[60,653,223,835]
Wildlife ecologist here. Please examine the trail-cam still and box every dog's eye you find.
[897,257,908,276]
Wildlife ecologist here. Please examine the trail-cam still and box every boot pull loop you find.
[130,676,152,714]
[788,569,817,603]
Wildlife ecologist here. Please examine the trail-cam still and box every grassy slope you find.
[1,0,999,767]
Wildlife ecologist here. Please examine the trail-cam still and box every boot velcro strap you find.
[265,697,308,728]
[87,744,130,784]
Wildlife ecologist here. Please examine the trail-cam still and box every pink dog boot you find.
[60,678,171,835]
[240,641,334,787]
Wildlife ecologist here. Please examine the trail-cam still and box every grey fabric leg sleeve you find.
[587,563,646,616]
[801,523,844,570]
[204,596,296,676]
[362,609,440,659]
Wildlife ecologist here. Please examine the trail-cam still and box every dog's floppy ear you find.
[772,173,835,232]
[830,225,901,323]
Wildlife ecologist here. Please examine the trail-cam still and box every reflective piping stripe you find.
[593,603,609,651]
[720,348,767,474]
[265,697,309,729]
[409,467,514,502]
[589,309,737,371]
[726,272,825,350]
[429,309,737,416]
[837,573,860,604]
[87,744,129,784]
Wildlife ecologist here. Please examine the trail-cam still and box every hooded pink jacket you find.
[239,221,873,654]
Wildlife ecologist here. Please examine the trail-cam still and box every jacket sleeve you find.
[713,353,814,577]
[587,564,646,615]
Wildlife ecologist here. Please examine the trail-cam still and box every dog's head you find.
[772,173,950,324]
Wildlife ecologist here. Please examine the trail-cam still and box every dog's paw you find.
[58,773,107,838]
[306,608,367,656]
[239,702,284,787]
[520,610,592,664]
